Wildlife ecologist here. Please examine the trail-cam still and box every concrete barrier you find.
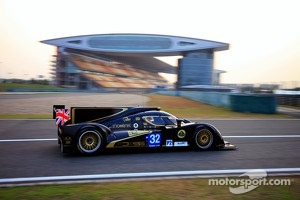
[230,94,277,114]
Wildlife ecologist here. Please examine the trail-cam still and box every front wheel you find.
[77,128,104,155]
[194,128,214,150]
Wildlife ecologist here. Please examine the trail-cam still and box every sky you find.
[0,0,299,86]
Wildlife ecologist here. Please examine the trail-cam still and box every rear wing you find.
[53,105,70,127]
[53,105,160,126]
[53,105,130,125]
[53,105,65,119]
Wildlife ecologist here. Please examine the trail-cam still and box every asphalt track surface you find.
[0,119,299,181]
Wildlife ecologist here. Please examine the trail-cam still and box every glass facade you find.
[88,36,172,50]
[178,52,214,86]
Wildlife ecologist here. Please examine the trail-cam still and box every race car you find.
[53,105,236,155]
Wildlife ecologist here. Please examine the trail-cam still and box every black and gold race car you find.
[54,106,236,155]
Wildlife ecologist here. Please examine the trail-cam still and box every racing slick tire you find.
[194,128,214,150]
[77,128,105,155]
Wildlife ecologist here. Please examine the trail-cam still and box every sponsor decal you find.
[123,117,131,122]
[133,123,139,129]
[147,133,161,147]
[115,142,129,147]
[63,137,72,145]
[65,140,71,144]
[115,141,146,147]
[135,117,141,121]
[177,130,186,139]
[174,141,188,147]
[166,139,173,147]
[63,137,72,144]
[112,124,131,129]
[132,142,146,147]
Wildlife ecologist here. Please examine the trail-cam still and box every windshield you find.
[141,111,181,126]
[159,111,178,125]
[163,116,177,125]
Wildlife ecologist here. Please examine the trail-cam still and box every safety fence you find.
[156,90,278,114]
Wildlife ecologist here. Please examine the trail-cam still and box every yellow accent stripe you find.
[90,108,128,122]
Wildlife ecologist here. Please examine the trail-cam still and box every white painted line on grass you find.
[0,168,299,186]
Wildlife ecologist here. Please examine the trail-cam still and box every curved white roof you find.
[41,33,229,56]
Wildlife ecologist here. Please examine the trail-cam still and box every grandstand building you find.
[41,34,229,90]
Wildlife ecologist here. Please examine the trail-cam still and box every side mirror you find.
[182,119,191,123]
[177,119,183,127]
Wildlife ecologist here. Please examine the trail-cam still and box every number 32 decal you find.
[147,133,161,147]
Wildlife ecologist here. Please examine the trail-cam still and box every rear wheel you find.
[194,128,214,150]
[77,128,104,155]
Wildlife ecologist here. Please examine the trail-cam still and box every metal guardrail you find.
[276,95,300,107]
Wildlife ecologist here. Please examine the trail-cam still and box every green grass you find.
[0,177,299,199]
[0,83,61,92]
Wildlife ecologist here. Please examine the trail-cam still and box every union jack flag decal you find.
[55,109,70,126]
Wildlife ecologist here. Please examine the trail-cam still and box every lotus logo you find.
[177,130,186,139]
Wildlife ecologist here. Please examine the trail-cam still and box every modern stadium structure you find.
[41,34,229,90]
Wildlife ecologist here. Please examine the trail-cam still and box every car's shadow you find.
[62,146,230,157]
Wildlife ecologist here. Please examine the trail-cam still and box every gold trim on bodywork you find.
[106,130,152,148]
[90,108,128,122]
[128,130,151,137]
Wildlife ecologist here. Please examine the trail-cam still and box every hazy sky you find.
[0,0,299,85]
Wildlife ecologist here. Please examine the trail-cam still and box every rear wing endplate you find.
[53,105,65,119]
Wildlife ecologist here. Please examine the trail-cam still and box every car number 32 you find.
[147,133,161,147]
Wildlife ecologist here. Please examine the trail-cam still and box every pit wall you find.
[156,90,277,114]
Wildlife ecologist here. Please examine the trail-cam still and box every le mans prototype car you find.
[54,105,236,155]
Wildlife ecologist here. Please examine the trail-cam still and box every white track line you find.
[0,168,299,186]
[0,135,300,142]
[223,135,300,138]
